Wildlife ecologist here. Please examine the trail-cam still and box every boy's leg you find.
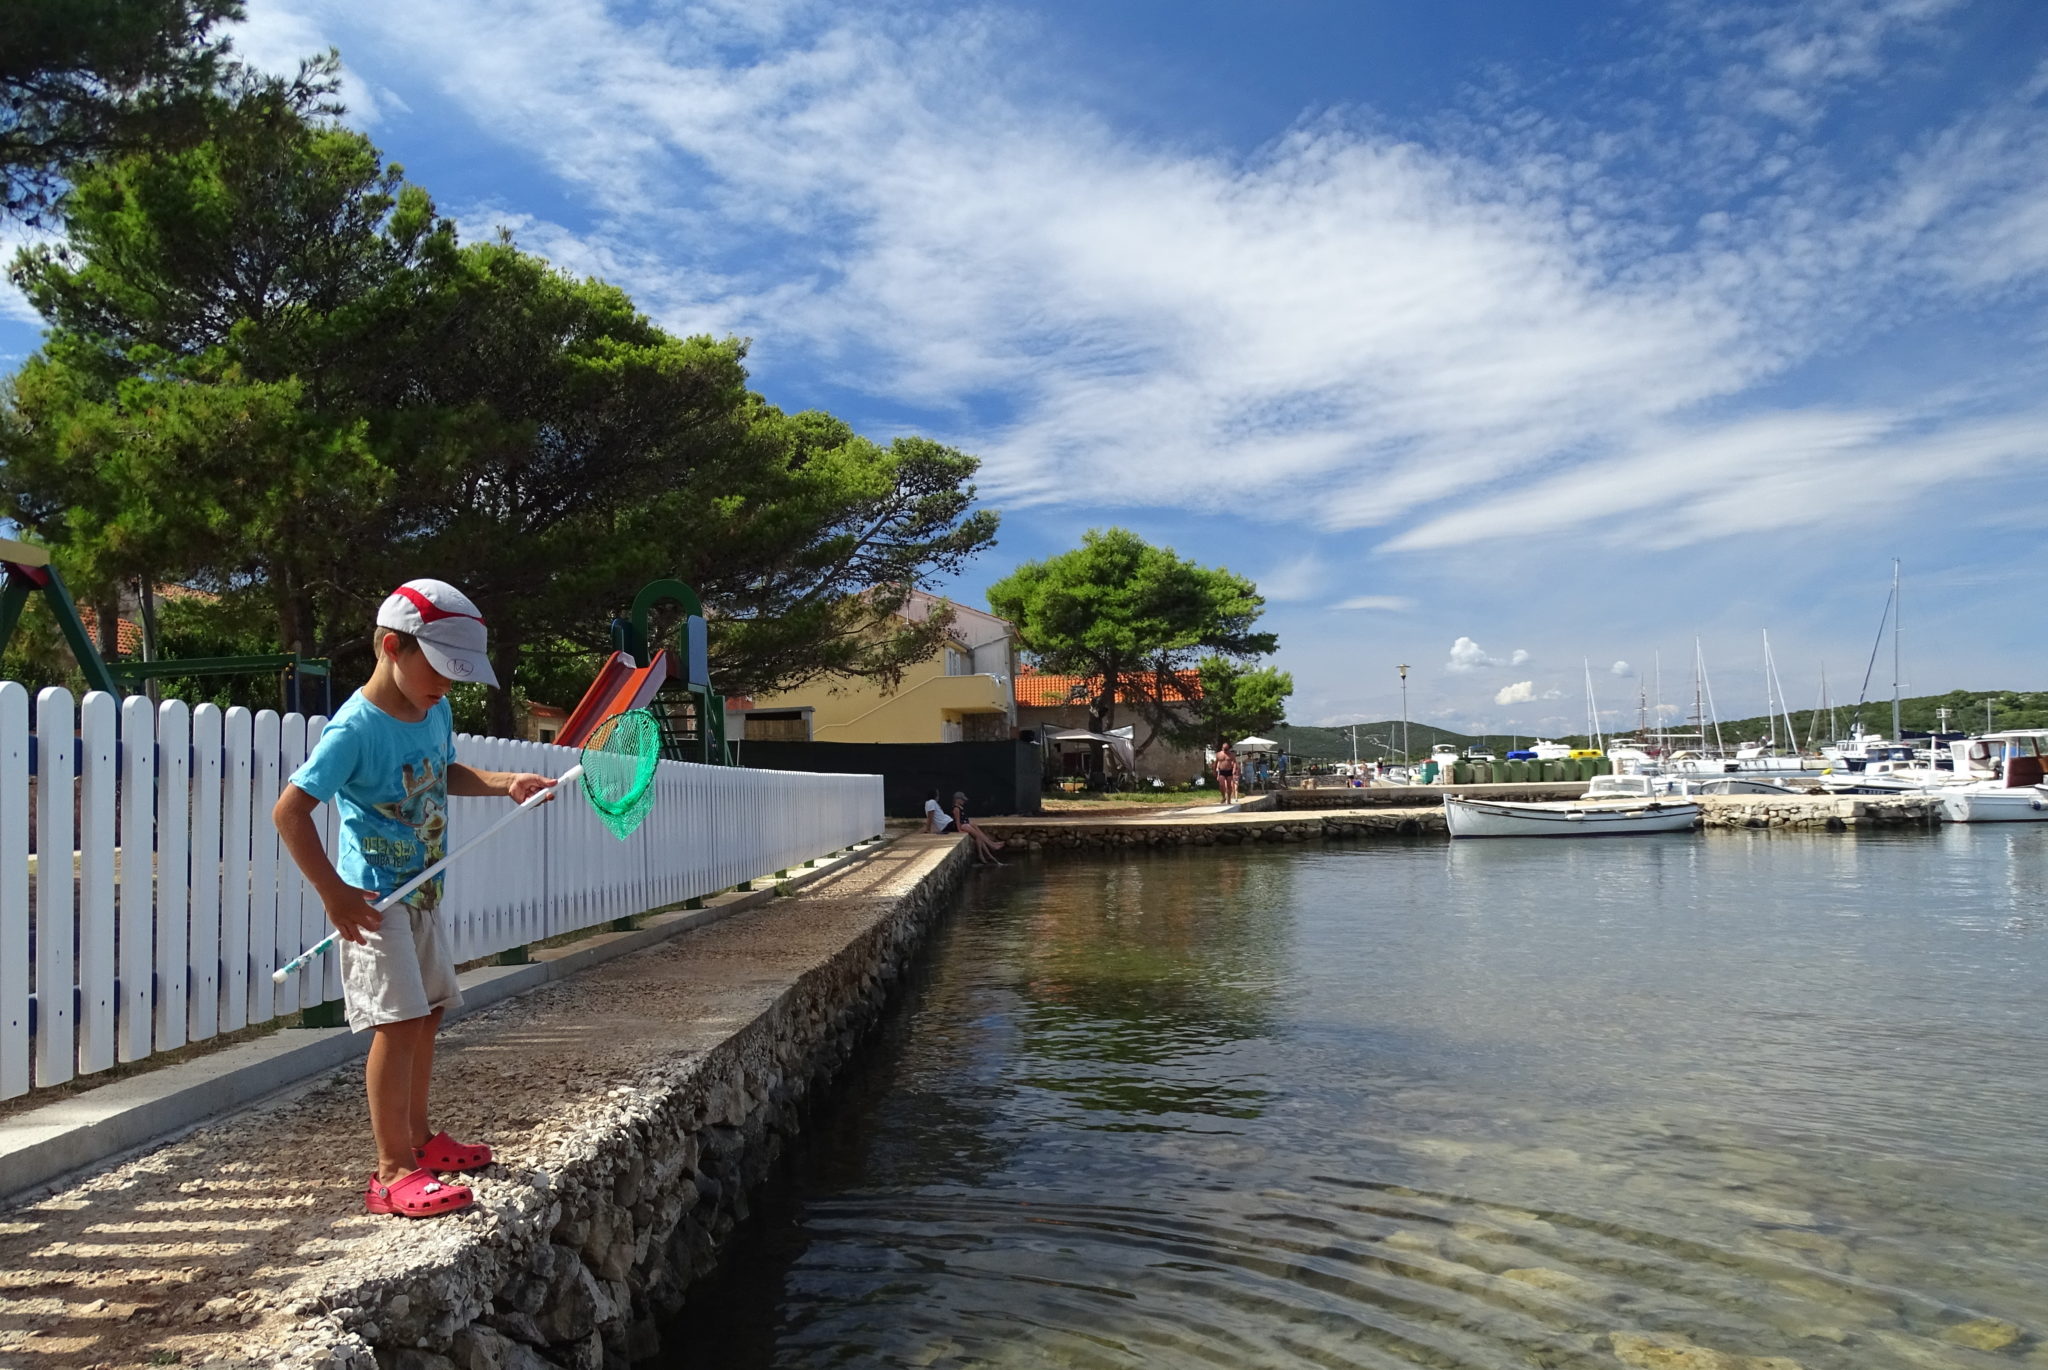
[409,1007,446,1150]
[367,1017,432,1183]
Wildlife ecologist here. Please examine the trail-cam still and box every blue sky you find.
[5,0,2046,735]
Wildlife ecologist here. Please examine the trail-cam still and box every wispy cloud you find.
[1255,553,1325,604]
[1332,595,1414,612]
[226,0,2048,582]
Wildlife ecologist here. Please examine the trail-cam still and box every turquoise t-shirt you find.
[288,692,455,911]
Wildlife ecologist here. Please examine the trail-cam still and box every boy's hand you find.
[324,886,383,943]
[507,772,559,803]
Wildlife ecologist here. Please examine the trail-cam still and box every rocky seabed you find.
[254,842,969,1370]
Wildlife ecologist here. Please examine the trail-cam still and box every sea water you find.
[663,827,2048,1369]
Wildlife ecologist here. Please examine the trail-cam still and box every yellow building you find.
[733,593,1017,744]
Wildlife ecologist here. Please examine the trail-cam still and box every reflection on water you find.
[664,827,2048,1369]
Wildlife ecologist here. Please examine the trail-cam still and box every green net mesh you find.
[579,708,661,840]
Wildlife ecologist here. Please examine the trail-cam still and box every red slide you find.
[558,650,670,750]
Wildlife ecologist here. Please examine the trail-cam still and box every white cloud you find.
[236,0,2048,565]
[1388,407,2048,551]
[1446,637,1502,673]
[1510,648,1531,666]
[1256,553,1324,604]
[234,0,397,127]
[1612,660,1634,677]
[1332,595,1415,612]
[1495,680,1537,706]
[0,222,55,325]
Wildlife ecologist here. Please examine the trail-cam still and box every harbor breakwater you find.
[981,792,1942,852]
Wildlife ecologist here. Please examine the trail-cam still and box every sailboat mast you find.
[1654,650,1664,752]
[1890,558,1903,743]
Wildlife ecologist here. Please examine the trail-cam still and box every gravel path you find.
[0,837,953,1370]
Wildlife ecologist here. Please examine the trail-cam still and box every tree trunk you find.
[1090,662,1119,735]
[485,638,522,738]
[96,592,122,661]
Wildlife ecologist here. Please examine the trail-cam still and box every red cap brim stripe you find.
[392,585,486,626]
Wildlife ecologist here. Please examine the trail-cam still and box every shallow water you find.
[663,827,2048,1369]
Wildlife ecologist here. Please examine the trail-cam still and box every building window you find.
[945,646,970,676]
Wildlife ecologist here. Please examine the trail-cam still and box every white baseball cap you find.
[375,579,499,686]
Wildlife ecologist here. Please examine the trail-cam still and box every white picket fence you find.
[0,682,884,1101]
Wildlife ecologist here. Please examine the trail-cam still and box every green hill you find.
[1281,688,2045,761]
[1667,688,2047,747]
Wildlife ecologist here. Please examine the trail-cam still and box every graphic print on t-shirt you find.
[365,754,449,910]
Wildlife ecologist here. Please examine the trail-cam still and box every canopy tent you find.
[1046,727,1136,773]
[1235,736,1280,752]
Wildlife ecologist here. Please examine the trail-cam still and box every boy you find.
[273,579,556,1218]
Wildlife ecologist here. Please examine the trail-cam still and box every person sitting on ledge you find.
[951,790,1007,865]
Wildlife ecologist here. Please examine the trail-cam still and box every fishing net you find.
[579,708,661,840]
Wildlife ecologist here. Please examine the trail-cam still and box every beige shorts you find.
[339,902,463,1032]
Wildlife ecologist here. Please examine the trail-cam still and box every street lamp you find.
[1397,663,1410,763]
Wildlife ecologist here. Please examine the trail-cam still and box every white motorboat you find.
[1665,742,1824,780]
[1937,730,2048,823]
[1821,726,1916,773]
[1942,787,2048,823]
[1586,774,1800,799]
[1817,759,1958,795]
[1444,794,1701,838]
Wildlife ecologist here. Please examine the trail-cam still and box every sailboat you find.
[1823,561,1910,772]
[1665,634,1823,779]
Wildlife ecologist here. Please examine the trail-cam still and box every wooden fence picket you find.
[220,708,253,1033]
[34,688,75,1086]
[0,682,27,1099]
[117,695,155,1062]
[153,700,190,1053]
[76,692,117,1075]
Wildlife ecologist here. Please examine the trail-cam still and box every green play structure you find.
[0,536,333,712]
[556,578,727,765]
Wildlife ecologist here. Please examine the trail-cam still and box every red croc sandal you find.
[365,1167,473,1218]
[415,1131,493,1172]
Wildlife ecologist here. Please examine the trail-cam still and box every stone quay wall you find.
[1694,793,1943,830]
[980,809,1449,851]
[282,839,971,1370]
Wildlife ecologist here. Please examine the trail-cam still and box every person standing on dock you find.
[273,580,555,1219]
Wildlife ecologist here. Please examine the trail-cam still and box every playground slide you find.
[558,650,670,749]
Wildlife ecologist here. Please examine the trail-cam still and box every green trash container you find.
[1420,760,1439,784]
[1453,761,1473,785]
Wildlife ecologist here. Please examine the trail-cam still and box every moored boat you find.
[1444,794,1701,838]
[1934,730,2048,824]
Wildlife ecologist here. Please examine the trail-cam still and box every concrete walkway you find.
[0,836,961,1370]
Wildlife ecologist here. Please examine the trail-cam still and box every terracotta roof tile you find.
[1015,666,1202,708]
